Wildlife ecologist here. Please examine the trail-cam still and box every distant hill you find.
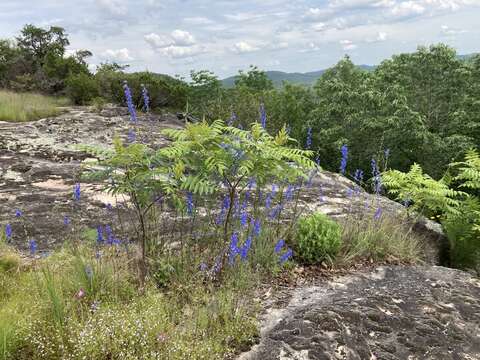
[221,54,477,88]
[221,65,375,88]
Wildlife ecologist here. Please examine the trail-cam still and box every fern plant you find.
[159,120,316,241]
[382,163,464,217]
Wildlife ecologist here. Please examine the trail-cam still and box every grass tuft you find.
[0,90,69,122]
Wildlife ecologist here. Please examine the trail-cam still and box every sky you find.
[0,0,479,79]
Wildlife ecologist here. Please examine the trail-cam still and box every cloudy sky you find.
[0,0,479,78]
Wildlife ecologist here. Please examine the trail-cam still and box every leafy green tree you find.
[235,65,273,91]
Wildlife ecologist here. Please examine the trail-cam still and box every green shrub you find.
[65,72,98,105]
[294,212,342,264]
[443,198,480,272]
[95,68,187,110]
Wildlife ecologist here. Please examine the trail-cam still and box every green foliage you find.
[95,67,187,110]
[294,212,342,264]
[382,163,464,217]
[234,65,274,91]
[443,198,480,271]
[383,150,480,272]
[65,72,98,105]
[0,244,259,360]
[0,24,91,94]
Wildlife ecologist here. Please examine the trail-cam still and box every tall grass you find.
[0,90,69,122]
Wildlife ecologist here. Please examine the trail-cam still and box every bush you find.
[95,69,187,110]
[294,212,342,264]
[65,73,98,105]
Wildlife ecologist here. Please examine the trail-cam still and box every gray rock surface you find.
[239,265,480,360]
[0,105,182,251]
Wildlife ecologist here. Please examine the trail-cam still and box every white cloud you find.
[145,30,196,50]
[312,22,327,32]
[96,0,127,16]
[159,45,205,59]
[144,32,172,48]
[340,39,358,50]
[171,30,195,46]
[391,2,426,17]
[100,48,133,62]
[231,41,260,53]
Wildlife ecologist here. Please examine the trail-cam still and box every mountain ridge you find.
[221,53,478,88]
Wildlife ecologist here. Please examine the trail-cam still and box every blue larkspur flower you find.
[374,207,382,220]
[29,239,37,256]
[96,226,104,244]
[123,81,137,122]
[64,216,70,226]
[279,248,293,264]
[259,103,266,129]
[252,218,261,237]
[371,158,382,194]
[306,127,312,149]
[229,232,240,265]
[240,211,248,227]
[274,239,285,254]
[127,128,136,143]
[5,224,12,240]
[285,185,294,202]
[199,262,208,271]
[15,209,22,217]
[73,183,81,201]
[354,169,364,183]
[141,84,150,112]
[105,225,113,245]
[240,236,252,261]
[340,144,348,175]
[186,192,194,216]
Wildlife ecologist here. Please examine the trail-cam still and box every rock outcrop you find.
[1,106,445,262]
[239,265,480,360]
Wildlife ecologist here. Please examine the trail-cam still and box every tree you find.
[234,65,273,91]
[16,24,69,67]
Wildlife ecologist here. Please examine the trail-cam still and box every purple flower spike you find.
[141,84,150,113]
[340,144,348,175]
[29,239,37,256]
[96,226,104,244]
[306,126,312,149]
[229,232,240,265]
[274,239,285,254]
[279,248,293,264]
[259,103,266,129]
[5,224,12,240]
[374,207,382,220]
[73,183,81,201]
[240,236,252,261]
[123,81,137,122]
